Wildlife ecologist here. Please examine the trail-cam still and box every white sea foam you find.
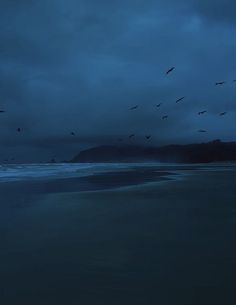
[0,162,235,183]
[0,163,157,182]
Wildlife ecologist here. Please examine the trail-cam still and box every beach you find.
[1,164,236,304]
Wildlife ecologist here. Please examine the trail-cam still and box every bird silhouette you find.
[17,128,21,132]
[162,115,168,119]
[70,132,75,136]
[129,134,135,139]
[198,110,207,115]
[145,135,151,140]
[175,96,185,103]
[129,105,138,110]
[219,112,227,116]
[215,81,226,86]
[166,67,175,75]
[156,103,162,108]
[0,110,5,113]
[198,129,207,133]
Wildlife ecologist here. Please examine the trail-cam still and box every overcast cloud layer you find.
[0,0,236,162]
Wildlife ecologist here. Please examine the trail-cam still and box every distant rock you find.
[70,140,236,163]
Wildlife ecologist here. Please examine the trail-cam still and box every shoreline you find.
[0,168,176,213]
[2,163,236,212]
[0,168,176,194]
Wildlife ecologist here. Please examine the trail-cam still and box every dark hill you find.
[70,140,236,163]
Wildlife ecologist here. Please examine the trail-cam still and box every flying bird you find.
[215,81,226,86]
[198,110,207,115]
[166,67,175,75]
[162,115,168,120]
[129,105,138,110]
[219,112,227,116]
[145,135,151,140]
[17,128,21,132]
[198,129,207,133]
[129,134,135,139]
[175,96,185,103]
[156,103,162,108]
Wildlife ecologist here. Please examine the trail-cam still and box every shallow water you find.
[1,164,236,304]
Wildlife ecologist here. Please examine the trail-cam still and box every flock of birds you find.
[125,66,231,140]
[0,66,233,161]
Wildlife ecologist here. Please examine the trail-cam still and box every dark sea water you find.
[1,163,236,305]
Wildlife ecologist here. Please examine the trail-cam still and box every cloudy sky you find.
[0,0,236,162]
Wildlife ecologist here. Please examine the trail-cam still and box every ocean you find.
[1,163,236,304]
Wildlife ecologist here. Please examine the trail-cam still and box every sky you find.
[0,0,236,162]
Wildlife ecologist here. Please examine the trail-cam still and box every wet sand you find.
[1,167,236,304]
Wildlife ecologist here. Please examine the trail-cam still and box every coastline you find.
[0,168,175,214]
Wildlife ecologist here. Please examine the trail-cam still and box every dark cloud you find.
[0,0,236,162]
[193,0,236,24]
